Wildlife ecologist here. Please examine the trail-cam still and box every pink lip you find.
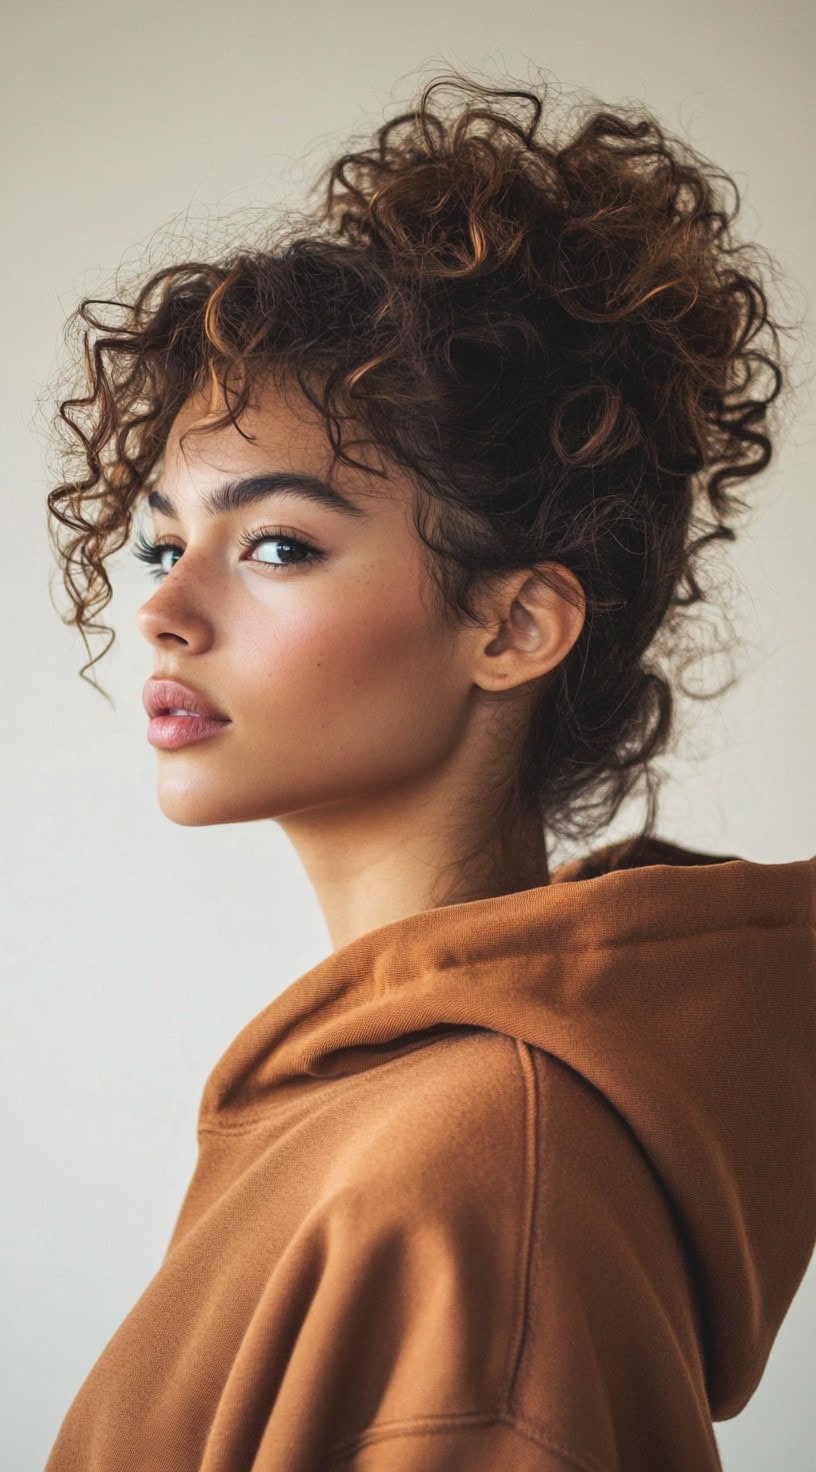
[143,677,230,722]
[147,714,232,749]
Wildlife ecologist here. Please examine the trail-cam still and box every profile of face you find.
[137,374,468,830]
[136,373,584,838]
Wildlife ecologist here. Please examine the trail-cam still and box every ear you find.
[472,563,586,694]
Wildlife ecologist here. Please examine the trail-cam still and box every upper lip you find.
[143,678,231,721]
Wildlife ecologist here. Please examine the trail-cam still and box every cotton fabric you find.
[44,834,816,1470]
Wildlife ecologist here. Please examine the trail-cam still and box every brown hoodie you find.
[44,835,816,1471]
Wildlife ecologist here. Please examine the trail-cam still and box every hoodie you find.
[44,834,816,1472]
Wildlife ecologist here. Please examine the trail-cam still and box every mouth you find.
[160,707,229,719]
[144,678,231,723]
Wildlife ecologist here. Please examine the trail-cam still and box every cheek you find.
[246,570,460,758]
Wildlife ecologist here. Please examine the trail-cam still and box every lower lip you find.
[147,715,232,749]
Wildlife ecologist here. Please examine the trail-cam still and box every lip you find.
[143,677,231,722]
[147,713,232,750]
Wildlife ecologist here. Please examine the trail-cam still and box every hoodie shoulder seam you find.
[500,1039,541,1418]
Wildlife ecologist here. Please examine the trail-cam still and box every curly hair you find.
[46,67,799,849]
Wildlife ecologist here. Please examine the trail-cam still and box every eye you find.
[132,527,324,582]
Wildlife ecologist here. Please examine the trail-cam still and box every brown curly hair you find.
[46,67,799,848]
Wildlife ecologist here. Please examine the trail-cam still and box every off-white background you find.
[2,4,814,1469]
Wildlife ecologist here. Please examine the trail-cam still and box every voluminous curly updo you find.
[46,67,798,849]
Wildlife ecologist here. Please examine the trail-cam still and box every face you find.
[135,373,479,829]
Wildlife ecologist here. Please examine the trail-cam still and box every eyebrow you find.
[146,472,370,520]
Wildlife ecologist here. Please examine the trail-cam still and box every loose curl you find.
[46,67,798,850]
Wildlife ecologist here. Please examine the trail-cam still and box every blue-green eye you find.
[132,533,178,580]
[132,527,322,582]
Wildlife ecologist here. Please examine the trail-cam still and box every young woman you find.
[44,69,815,1472]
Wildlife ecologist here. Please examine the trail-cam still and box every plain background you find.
[2,4,814,1469]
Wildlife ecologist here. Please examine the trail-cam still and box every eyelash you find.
[132,526,323,582]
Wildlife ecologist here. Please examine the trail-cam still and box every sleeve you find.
[239,1089,606,1472]
[512,1052,725,1472]
[250,1050,720,1472]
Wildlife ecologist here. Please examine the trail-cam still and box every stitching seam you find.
[501,1040,538,1415]
[325,1410,612,1471]
[198,1030,493,1135]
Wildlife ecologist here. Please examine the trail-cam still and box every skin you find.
[136,371,586,951]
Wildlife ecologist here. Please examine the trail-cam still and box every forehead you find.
[163,372,394,506]
[168,372,317,452]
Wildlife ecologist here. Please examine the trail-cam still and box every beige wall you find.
[2,4,814,1468]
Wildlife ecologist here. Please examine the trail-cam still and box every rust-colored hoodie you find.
[44,835,816,1471]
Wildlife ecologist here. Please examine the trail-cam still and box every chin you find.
[157,801,231,828]
[154,781,257,828]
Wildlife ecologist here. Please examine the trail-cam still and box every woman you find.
[44,69,815,1471]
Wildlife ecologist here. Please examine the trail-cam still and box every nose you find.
[135,582,213,651]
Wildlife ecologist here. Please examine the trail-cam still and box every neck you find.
[276,773,549,953]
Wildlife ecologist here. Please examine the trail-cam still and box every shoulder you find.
[341,1028,535,1206]
[335,1028,658,1219]
[318,1035,718,1468]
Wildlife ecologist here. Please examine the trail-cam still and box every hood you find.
[198,833,816,1421]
